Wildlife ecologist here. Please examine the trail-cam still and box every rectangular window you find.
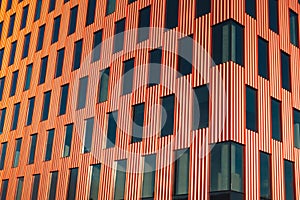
[0,180,8,200]
[0,49,4,70]
[89,164,101,200]
[86,0,96,26]
[106,0,116,15]
[148,48,162,87]
[258,37,269,79]
[48,0,56,13]
[196,0,210,17]
[15,177,24,200]
[8,14,15,37]
[128,0,137,3]
[0,108,6,134]
[11,103,20,131]
[106,111,118,148]
[160,95,175,137]
[48,171,58,200]
[28,134,37,164]
[131,103,144,143]
[269,0,278,33]
[260,152,271,200]
[67,168,78,200]
[45,129,54,161]
[92,30,103,62]
[0,77,4,100]
[72,39,83,71]
[122,58,134,95]
[246,86,258,131]
[36,25,45,51]
[31,174,40,200]
[77,76,88,109]
[271,98,282,141]
[290,10,299,47]
[284,160,295,200]
[59,84,69,115]
[51,15,61,44]
[39,56,48,85]
[24,64,32,91]
[173,149,189,198]
[20,5,29,30]
[142,155,156,199]
[13,138,22,168]
[34,0,42,21]
[178,35,193,77]
[10,70,18,96]
[193,85,209,130]
[9,41,17,66]
[294,108,300,149]
[6,0,12,11]
[113,19,126,53]
[63,124,73,157]
[137,6,151,43]
[281,51,291,91]
[0,142,7,170]
[26,97,35,126]
[165,0,178,29]
[212,20,244,66]
[68,6,78,35]
[114,160,127,200]
[246,0,256,18]
[98,68,109,103]
[41,91,51,121]
[22,33,31,59]
[83,117,94,153]
[0,22,3,39]
[55,48,64,78]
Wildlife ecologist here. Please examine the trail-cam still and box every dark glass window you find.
[281,51,291,91]
[258,37,269,79]
[290,10,299,47]
[89,164,101,200]
[0,48,4,70]
[86,0,96,26]
[13,138,22,168]
[28,134,37,164]
[160,95,175,137]
[196,0,210,17]
[84,117,94,153]
[36,25,45,51]
[45,129,54,161]
[0,108,6,134]
[193,85,209,130]
[68,6,78,35]
[92,30,103,62]
[212,20,244,66]
[41,91,51,121]
[48,171,58,200]
[131,103,144,143]
[271,98,282,141]
[122,58,134,95]
[22,33,31,59]
[113,19,126,53]
[72,39,83,71]
[26,97,35,126]
[106,0,116,15]
[20,5,29,30]
[128,0,137,3]
[55,48,64,78]
[246,0,256,18]
[294,108,300,149]
[98,68,109,103]
[173,149,189,198]
[64,0,70,3]
[9,41,17,66]
[67,168,78,200]
[59,84,69,115]
[31,174,40,200]
[165,0,178,29]
[106,111,118,148]
[39,56,48,85]
[52,15,61,44]
[269,0,278,33]
[0,180,8,200]
[6,0,12,11]
[260,152,271,200]
[34,0,42,21]
[48,0,56,13]
[15,177,24,200]
[77,76,88,109]
[284,160,295,200]
[0,77,4,100]
[0,142,7,170]
[0,22,3,39]
[137,6,151,43]
[10,70,18,96]
[8,14,15,37]
[178,35,193,76]
[24,64,32,91]
[11,103,20,130]
[142,155,156,199]
[63,124,73,157]
[246,86,257,131]
[148,48,162,87]
[114,160,127,200]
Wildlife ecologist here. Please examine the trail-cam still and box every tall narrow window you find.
[22,33,31,58]
[0,49,4,70]
[20,5,29,30]
[10,70,18,96]
[284,160,295,200]
[148,48,162,87]
[28,134,37,164]
[165,0,178,29]
[48,171,58,200]
[45,129,54,161]
[114,160,127,200]
[55,48,64,78]
[92,30,103,62]
[271,98,282,141]
[6,0,12,11]
[24,64,32,91]
[67,168,78,200]
[31,174,40,200]
[0,180,8,200]
[196,0,210,17]
[59,84,69,115]
[0,22,3,39]
[26,97,35,126]
[122,58,134,95]
[260,152,271,200]
[9,41,17,66]
[0,142,7,170]
[77,76,88,109]
[51,15,61,44]
[212,20,244,65]
[294,108,300,149]
[281,51,291,91]
[0,108,6,134]
[290,10,299,47]
[142,155,156,199]
[39,56,48,85]
[34,0,42,21]
[106,111,118,148]
[173,149,189,198]
[13,138,22,168]
[0,77,4,101]
[178,35,193,77]
[11,103,20,131]
[131,103,145,143]
[36,25,45,51]
[98,68,109,103]
[193,85,209,130]
[269,0,278,33]
[106,0,116,15]
[246,0,256,18]
[246,86,257,131]
[72,39,83,71]
[8,14,15,37]
[86,0,96,26]
[68,6,78,35]
[63,124,73,157]
[15,177,24,200]
[48,0,56,12]
[160,95,175,137]
[83,117,94,153]
[258,37,269,79]
[113,19,126,53]
[137,6,151,43]
[89,164,101,200]
[41,91,51,121]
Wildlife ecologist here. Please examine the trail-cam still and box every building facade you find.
[0,0,298,199]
